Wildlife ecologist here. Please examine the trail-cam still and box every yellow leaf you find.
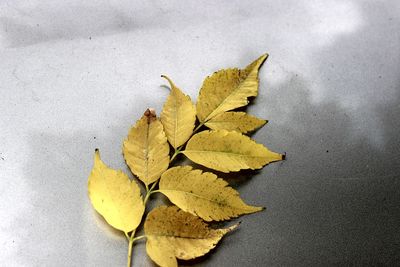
[159,166,263,221]
[123,109,170,185]
[196,54,268,123]
[183,130,284,172]
[205,111,266,134]
[144,206,238,267]
[87,150,145,233]
[160,75,196,148]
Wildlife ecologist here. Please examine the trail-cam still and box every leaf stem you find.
[143,191,151,206]
[149,181,158,191]
[193,121,205,134]
[132,235,147,242]
[127,231,135,267]
[171,122,205,162]
[127,121,206,267]
[170,149,181,163]
[144,181,158,205]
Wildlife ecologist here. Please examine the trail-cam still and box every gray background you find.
[0,0,399,266]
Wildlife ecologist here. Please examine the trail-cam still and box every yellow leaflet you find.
[87,150,145,233]
[144,206,238,267]
[160,75,196,148]
[205,111,266,134]
[159,166,263,221]
[123,109,170,185]
[196,54,268,123]
[183,129,284,172]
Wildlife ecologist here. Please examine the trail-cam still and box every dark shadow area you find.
[187,160,259,189]
[258,73,400,266]
[287,2,400,264]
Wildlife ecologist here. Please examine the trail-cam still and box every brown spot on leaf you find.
[144,108,157,123]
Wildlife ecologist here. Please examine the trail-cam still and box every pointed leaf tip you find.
[258,53,269,64]
[94,149,101,162]
[227,222,241,232]
[161,75,175,87]
[144,108,156,118]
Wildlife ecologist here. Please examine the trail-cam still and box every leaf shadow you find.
[92,211,126,240]
[160,84,171,91]
[182,157,271,190]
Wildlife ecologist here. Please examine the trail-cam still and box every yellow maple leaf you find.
[123,109,170,185]
[144,206,238,267]
[87,149,145,233]
[205,111,266,133]
[160,75,196,148]
[183,129,284,172]
[159,166,263,221]
[196,54,268,123]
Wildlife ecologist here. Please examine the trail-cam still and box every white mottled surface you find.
[1,1,399,266]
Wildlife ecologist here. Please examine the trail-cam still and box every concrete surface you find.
[0,0,399,266]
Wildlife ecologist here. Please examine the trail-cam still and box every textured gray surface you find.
[1,1,399,266]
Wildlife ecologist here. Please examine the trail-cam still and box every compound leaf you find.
[123,109,170,185]
[160,75,196,148]
[159,166,263,221]
[205,111,266,134]
[183,130,284,172]
[196,54,268,123]
[87,149,145,233]
[144,206,238,267]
